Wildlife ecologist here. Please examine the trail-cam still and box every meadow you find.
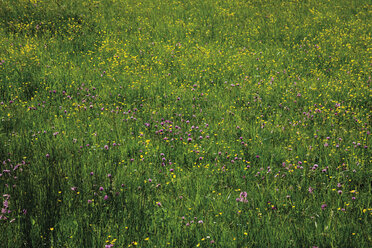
[0,0,371,247]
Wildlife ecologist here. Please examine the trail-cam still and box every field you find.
[0,0,371,247]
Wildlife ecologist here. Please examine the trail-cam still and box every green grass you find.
[0,0,371,247]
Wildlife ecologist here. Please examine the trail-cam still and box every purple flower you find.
[104,195,108,200]
[237,192,248,203]
[321,204,327,210]
[308,187,314,194]
[99,187,104,191]
[46,154,50,158]
[337,190,342,195]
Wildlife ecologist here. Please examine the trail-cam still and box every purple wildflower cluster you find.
[0,159,26,222]
[236,191,248,203]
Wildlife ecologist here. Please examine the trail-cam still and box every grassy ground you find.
[0,0,371,247]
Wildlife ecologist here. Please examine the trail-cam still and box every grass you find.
[0,0,371,247]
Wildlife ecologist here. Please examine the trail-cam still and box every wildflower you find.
[236,192,248,203]
[321,204,327,210]
[308,187,314,194]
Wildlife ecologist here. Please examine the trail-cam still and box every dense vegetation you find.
[0,0,371,247]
